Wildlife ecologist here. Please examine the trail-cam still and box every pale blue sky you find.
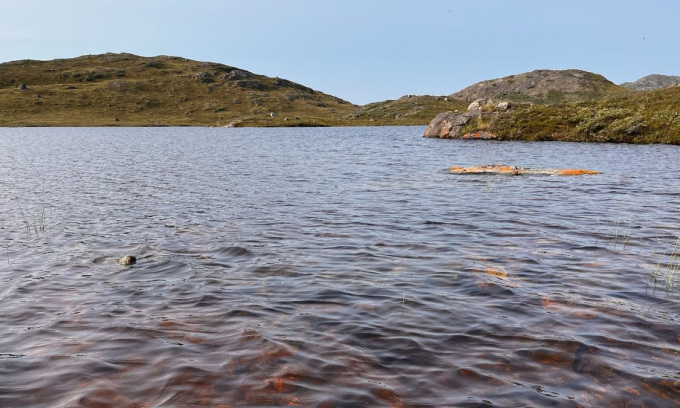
[1,0,678,104]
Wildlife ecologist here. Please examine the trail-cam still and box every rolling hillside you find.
[0,53,356,127]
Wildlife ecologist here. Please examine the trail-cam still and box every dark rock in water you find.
[17,82,27,90]
[572,342,599,373]
[118,255,136,266]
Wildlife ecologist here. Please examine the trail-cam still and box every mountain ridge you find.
[620,74,680,91]
[449,69,628,103]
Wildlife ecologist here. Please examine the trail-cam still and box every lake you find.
[1,126,679,407]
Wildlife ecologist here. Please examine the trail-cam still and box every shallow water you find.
[0,126,679,407]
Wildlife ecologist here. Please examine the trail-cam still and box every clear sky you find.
[1,0,678,104]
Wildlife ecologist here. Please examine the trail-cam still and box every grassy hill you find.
[0,53,359,127]
[0,52,474,127]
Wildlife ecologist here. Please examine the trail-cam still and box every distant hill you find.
[0,53,355,127]
[344,95,468,124]
[620,74,680,91]
[450,69,628,103]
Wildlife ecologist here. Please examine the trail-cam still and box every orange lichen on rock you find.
[449,164,600,176]
[449,164,522,174]
[461,131,498,140]
[557,169,601,175]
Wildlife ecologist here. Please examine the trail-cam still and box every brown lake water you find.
[0,126,679,407]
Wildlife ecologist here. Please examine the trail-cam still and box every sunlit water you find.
[1,127,679,407]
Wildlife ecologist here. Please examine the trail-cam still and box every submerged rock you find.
[118,255,137,266]
[450,165,523,175]
[449,164,601,176]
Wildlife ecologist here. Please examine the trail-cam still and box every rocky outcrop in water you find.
[448,164,601,175]
[118,255,137,266]
[423,110,477,138]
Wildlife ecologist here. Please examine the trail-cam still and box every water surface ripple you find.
[1,127,679,407]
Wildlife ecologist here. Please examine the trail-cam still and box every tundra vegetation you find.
[459,87,680,144]
[0,53,679,144]
[0,53,458,127]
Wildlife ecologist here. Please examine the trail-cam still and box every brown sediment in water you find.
[3,129,679,408]
[449,164,601,175]
[485,266,508,279]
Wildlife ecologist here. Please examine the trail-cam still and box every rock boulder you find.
[423,111,478,138]
[467,98,493,111]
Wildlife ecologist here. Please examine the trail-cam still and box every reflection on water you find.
[0,127,679,407]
